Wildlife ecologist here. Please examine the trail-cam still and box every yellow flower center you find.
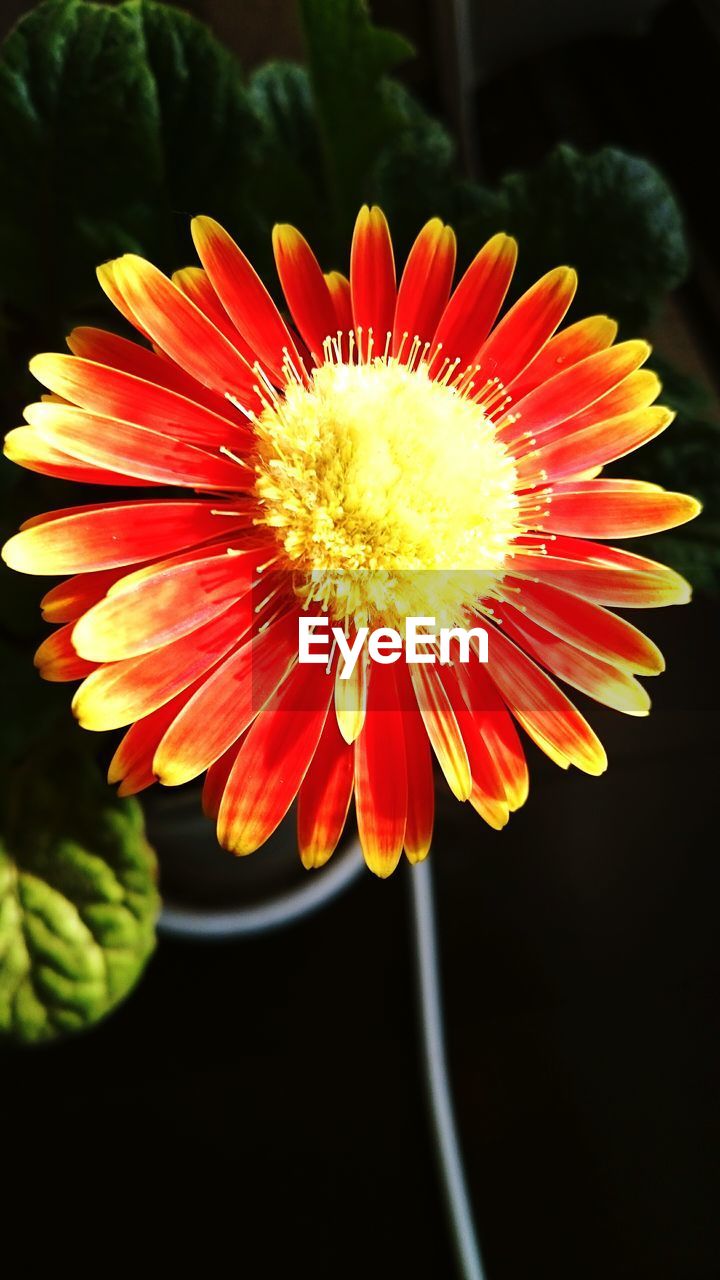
[254,358,520,627]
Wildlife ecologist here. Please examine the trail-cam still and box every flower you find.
[2,207,700,876]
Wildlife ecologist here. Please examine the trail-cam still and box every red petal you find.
[273,224,338,363]
[393,218,456,359]
[506,314,618,402]
[34,623,98,682]
[152,609,299,785]
[506,340,651,439]
[217,662,333,855]
[537,482,700,538]
[350,205,396,362]
[354,662,407,877]
[3,425,155,487]
[30,352,251,451]
[99,254,257,403]
[3,500,249,575]
[515,405,674,486]
[475,266,577,387]
[408,662,471,801]
[24,402,245,490]
[297,708,355,869]
[72,545,265,661]
[192,215,303,382]
[431,232,516,372]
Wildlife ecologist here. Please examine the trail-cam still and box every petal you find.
[408,662,471,801]
[3,425,154,487]
[202,734,248,820]
[41,566,136,623]
[324,271,353,335]
[108,682,202,796]
[393,218,456,358]
[217,662,333,856]
[335,638,369,743]
[272,224,338,362]
[72,594,254,730]
[560,366,661,432]
[509,536,691,608]
[350,205,396,361]
[3,500,248,575]
[354,662,407,878]
[437,665,509,829]
[29,352,251,451]
[502,577,664,675]
[496,603,651,716]
[297,709,355,869]
[506,314,618,401]
[506,340,651,440]
[172,265,260,364]
[191,215,302,382]
[67,326,237,419]
[72,546,264,661]
[455,663,529,811]
[537,482,700,538]
[152,610,299,785]
[395,662,435,861]
[100,254,257,403]
[475,266,577,388]
[431,232,516,372]
[515,405,674,486]
[34,623,98,682]
[24,401,245,490]
[483,620,607,774]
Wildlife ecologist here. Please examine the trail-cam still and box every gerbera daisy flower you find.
[2,207,700,876]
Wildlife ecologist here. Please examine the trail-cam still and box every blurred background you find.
[1,1,718,1277]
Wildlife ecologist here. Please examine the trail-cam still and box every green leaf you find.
[0,745,159,1043]
[456,145,689,330]
[299,0,413,241]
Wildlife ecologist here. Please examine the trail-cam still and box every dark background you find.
[3,2,720,1277]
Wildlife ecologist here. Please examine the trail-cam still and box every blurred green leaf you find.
[456,145,689,330]
[0,745,158,1043]
[299,0,412,240]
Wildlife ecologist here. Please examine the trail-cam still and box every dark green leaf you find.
[299,0,413,241]
[0,745,158,1043]
[457,145,689,330]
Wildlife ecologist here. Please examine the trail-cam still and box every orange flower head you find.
[2,206,700,875]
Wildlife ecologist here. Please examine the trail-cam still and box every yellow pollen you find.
[254,359,520,627]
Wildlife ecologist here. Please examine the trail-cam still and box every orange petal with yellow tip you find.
[324,271,353,335]
[515,405,674,486]
[496,603,651,717]
[502,577,664,676]
[202,734,247,820]
[395,663,434,862]
[510,536,691,608]
[561,366,661,432]
[217,663,333,857]
[507,314,618,401]
[297,707,355,869]
[72,594,254,731]
[172,265,261,368]
[3,425,154,488]
[41,566,136,623]
[506,340,651,439]
[431,232,516,373]
[537,482,700,539]
[152,610,299,786]
[24,401,243,491]
[409,662,472,801]
[335,641,368,743]
[350,205,396,361]
[475,265,577,387]
[34,623,97,683]
[2,499,245,576]
[354,662,407,878]
[484,621,607,775]
[455,663,529,812]
[29,352,252,451]
[273,223,338,362]
[99,254,257,402]
[393,218,456,358]
[191,215,302,383]
[67,326,236,419]
[437,665,509,829]
[108,680,205,796]
[72,546,261,662]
